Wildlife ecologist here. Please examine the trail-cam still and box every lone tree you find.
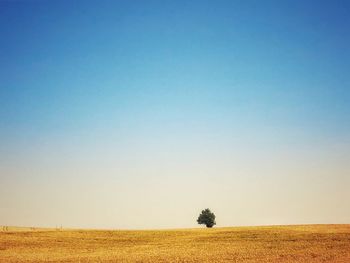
[197,208,216,228]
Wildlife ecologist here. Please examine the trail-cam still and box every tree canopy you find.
[197,208,216,228]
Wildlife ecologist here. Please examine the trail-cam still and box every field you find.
[1,224,350,262]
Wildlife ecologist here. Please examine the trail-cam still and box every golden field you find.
[0,224,349,262]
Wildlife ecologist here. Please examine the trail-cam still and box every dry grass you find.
[0,224,349,262]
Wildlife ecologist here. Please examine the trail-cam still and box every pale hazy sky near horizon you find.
[1,0,349,229]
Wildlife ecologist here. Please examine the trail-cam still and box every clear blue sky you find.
[1,0,349,229]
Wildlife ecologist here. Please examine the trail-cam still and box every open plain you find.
[0,224,349,262]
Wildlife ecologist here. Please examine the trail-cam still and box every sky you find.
[0,0,349,229]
